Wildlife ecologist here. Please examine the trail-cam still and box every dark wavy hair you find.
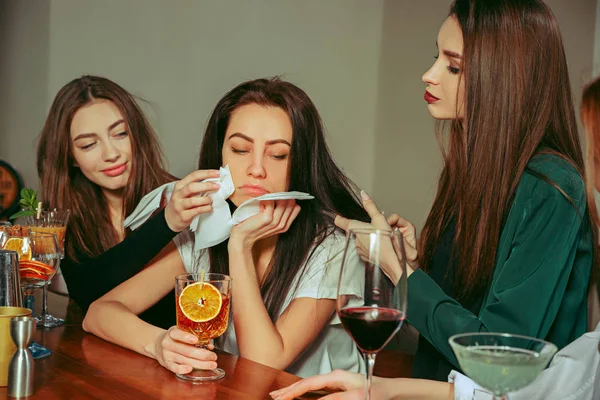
[198,77,369,319]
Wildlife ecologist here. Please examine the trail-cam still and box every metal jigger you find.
[7,316,35,398]
[0,250,21,308]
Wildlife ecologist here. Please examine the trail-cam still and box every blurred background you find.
[0,0,597,231]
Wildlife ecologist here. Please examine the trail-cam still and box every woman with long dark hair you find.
[272,0,597,396]
[83,77,371,377]
[272,70,600,400]
[38,75,220,328]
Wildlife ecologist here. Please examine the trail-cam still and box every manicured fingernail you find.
[213,183,220,188]
[360,190,371,201]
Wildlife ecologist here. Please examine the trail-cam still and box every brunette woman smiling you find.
[36,76,220,328]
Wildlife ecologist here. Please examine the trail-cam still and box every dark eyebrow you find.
[73,119,125,141]
[435,42,462,59]
[108,119,125,130]
[443,50,462,60]
[73,133,97,141]
[228,132,291,147]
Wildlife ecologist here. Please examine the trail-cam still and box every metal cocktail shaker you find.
[0,250,21,308]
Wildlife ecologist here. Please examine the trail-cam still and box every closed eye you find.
[231,148,248,155]
[80,142,97,150]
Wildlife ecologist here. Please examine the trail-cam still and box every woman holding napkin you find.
[83,77,371,378]
[37,75,221,328]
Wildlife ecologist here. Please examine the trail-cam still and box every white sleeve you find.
[288,233,364,324]
[448,371,493,400]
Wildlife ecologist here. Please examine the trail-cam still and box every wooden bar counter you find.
[0,293,413,399]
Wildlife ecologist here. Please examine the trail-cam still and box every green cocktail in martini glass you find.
[449,333,558,399]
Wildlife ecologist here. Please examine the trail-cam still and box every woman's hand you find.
[165,169,221,232]
[335,191,419,272]
[228,199,301,251]
[269,370,396,400]
[151,326,218,375]
[270,370,454,400]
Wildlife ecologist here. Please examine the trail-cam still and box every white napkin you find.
[123,165,314,251]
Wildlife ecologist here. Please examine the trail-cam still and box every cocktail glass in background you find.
[2,234,60,314]
[23,209,70,327]
[449,332,558,399]
[175,273,232,382]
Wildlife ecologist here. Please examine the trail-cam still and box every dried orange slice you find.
[3,238,31,261]
[178,282,222,323]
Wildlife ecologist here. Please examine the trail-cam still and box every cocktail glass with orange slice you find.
[175,273,232,382]
[20,209,70,328]
[1,234,59,320]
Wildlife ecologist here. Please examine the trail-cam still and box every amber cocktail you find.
[175,273,232,382]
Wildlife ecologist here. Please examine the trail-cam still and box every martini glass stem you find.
[363,353,376,400]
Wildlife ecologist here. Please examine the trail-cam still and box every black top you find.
[411,221,484,381]
[60,208,177,329]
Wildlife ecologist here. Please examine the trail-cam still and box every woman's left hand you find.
[335,191,418,276]
[228,199,301,251]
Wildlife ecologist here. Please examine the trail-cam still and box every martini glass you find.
[449,333,558,399]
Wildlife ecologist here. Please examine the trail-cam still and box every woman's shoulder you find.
[522,153,585,204]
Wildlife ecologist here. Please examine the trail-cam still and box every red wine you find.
[340,307,405,353]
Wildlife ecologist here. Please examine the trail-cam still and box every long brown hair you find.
[36,75,175,262]
[419,0,594,305]
[583,76,600,226]
[582,76,600,292]
[198,77,369,319]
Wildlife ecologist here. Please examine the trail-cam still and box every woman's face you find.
[222,103,292,206]
[422,16,466,120]
[70,100,132,192]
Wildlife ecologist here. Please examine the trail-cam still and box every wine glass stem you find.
[363,352,376,400]
[41,282,49,321]
[23,292,35,316]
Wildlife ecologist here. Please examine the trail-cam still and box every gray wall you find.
[0,0,597,231]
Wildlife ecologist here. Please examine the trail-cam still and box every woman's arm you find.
[64,169,220,309]
[82,241,218,375]
[62,208,178,309]
[228,245,336,369]
[408,174,589,367]
[227,199,336,369]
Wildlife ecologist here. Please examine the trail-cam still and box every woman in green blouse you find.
[272,0,596,394]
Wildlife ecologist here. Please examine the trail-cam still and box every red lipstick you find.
[424,91,440,104]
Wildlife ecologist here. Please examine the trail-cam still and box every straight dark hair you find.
[419,0,596,305]
[37,75,175,262]
[198,77,369,319]
[582,75,600,294]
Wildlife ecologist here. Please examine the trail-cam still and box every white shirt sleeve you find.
[283,232,364,322]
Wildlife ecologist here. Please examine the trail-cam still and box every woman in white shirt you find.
[83,77,370,378]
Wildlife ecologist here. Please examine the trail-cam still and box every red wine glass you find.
[337,228,408,400]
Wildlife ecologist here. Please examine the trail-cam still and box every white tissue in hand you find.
[123,165,314,252]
